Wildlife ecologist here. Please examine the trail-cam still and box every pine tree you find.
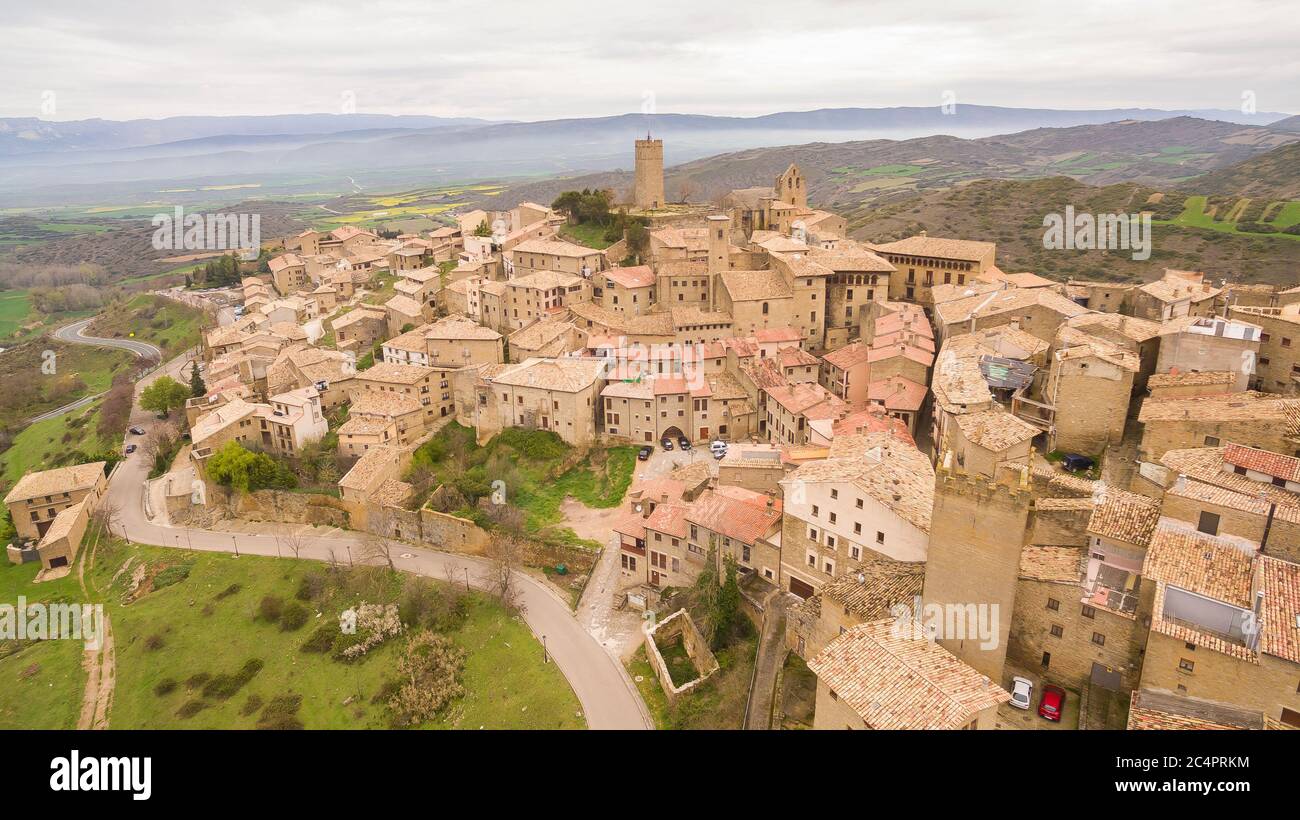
[189,361,206,398]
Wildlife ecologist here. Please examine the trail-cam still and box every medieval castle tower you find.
[921,464,1032,682]
[633,135,664,210]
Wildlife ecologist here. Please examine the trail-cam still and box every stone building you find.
[633,136,664,210]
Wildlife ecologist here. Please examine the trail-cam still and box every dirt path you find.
[563,498,645,660]
[75,529,116,730]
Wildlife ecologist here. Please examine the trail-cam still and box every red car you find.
[1038,685,1066,721]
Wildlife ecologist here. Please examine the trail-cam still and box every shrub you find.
[176,700,208,719]
[201,659,264,700]
[256,694,304,730]
[144,633,165,651]
[153,563,192,590]
[280,601,309,632]
[240,694,264,717]
[186,672,211,690]
[300,623,337,653]
[258,595,284,623]
[153,678,177,696]
[215,583,242,600]
[295,572,326,602]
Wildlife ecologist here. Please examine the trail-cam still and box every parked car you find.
[1010,677,1033,710]
[678,436,691,450]
[1038,685,1066,721]
[637,445,653,461]
[128,426,145,435]
[710,439,728,453]
[661,438,674,451]
[1061,453,1094,473]
[124,444,137,454]
[713,449,726,460]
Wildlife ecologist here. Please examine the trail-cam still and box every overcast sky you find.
[1,0,1296,122]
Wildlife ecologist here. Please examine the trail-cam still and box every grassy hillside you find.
[86,293,205,359]
[849,176,1300,284]
[1189,141,1300,200]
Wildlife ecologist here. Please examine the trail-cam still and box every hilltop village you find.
[10,136,1300,732]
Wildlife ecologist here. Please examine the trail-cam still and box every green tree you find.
[140,376,191,418]
[206,441,297,492]
[473,220,492,237]
[189,361,206,398]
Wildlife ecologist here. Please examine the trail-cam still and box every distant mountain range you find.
[480,116,1300,212]
[0,105,1292,205]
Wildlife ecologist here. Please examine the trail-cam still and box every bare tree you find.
[282,530,307,560]
[92,498,123,540]
[360,524,396,572]
[483,532,526,614]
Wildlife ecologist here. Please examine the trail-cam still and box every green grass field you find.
[0,560,88,729]
[87,293,204,358]
[1159,195,1300,241]
[0,537,584,730]
[0,290,33,338]
[559,222,615,249]
[0,404,118,489]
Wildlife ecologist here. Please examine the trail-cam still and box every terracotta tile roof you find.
[868,376,928,412]
[870,235,995,262]
[819,563,924,620]
[1127,690,1262,730]
[491,357,605,393]
[686,488,782,545]
[1087,487,1162,547]
[1147,370,1236,388]
[1144,521,1256,608]
[954,409,1038,452]
[822,342,870,371]
[603,265,656,289]
[785,432,934,535]
[778,347,821,368]
[511,238,602,258]
[807,620,1010,729]
[1259,555,1300,664]
[356,361,434,385]
[5,462,105,504]
[424,314,502,341]
[1139,391,1300,425]
[645,503,690,540]
[720,269,792,302]
[1223,443,1300,483]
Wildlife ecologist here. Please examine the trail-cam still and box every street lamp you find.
[232,534,239,557]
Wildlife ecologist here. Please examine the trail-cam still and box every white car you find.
[710,440,728,453]
[1010,676,1033,710]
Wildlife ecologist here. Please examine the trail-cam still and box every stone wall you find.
[644,608,720,703]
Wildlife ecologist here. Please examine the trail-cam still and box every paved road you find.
[54,317,162,359]
[26,317,164,423]
[104,355,651,730]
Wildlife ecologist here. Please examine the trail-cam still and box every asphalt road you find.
[105,355,652,730]
[54,317,163,359]
[26,318,165,423]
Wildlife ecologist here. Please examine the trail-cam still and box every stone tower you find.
[920,464,1031,682]
[707,214,730,275]
[776,163,806,209]
[633,135,664,210]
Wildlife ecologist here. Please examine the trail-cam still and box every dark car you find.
[678,436,691,450]
[661,438,674,451]
[1038,684,1066,721]
[1061,453,1094,473]
[124,444,137,454]
[637,445,653,461]
[128,426,145,435]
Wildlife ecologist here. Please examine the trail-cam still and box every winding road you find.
[53,317,163,359]
[104,354,652,730]
[28,318,165,423]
